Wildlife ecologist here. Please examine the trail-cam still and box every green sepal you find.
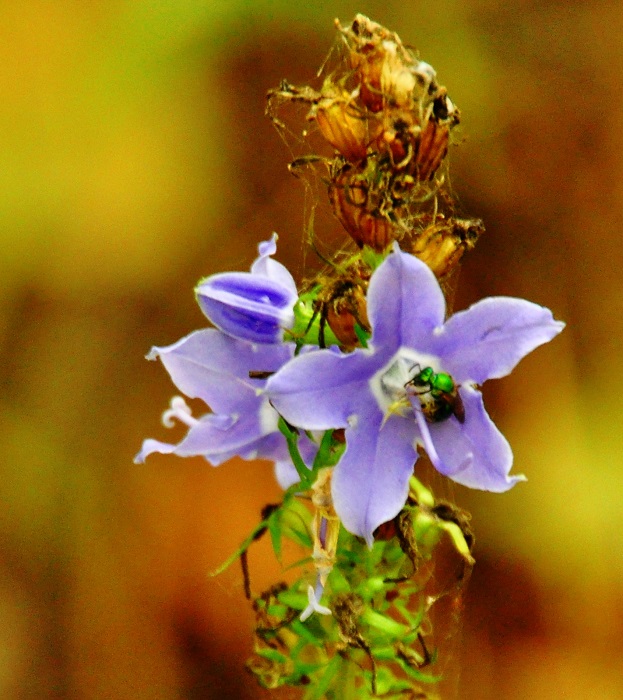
[361,245,390,271]
[412,509,443,553]
[290,618,325,645]
[436,519,475,564]
[266,603,289,618]
[395,656,442,685]
[353,323,370,348]
[409,475,436,508]
[288,291,340,347]
[278,498,313,549]
[266,493,309,563]
[312,429,345,469]
[277,590,308,611]
[356,575,386,601]
[373,666,413,695]
[278,417,312,487]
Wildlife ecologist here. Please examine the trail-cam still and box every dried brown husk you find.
[310,84,382,162]
[309,261,371,349]
[407,217,485,279]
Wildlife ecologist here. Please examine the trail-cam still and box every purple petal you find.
[170,410,276,462]
[150,329,293,414]
[251,233,298,295]
[434,297,565,384]
[367,246,446,352]
[134,437,179,464]
[195,234,298,344]
[135,411,288,467]
[274,459,301,489]
[425,385,524,492]
[266,349,380,430]
[332,412,418,546]
[196,272,296,344]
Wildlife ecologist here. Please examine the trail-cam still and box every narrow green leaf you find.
[277,590,308,610]
[304,655,343,700]
[361,608,409,637]
[210,516,273,576]
[290,618,324,645]
[256,647,288,663]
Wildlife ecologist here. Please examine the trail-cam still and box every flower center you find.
[369,348,441,417]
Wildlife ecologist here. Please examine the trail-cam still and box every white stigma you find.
[161,396,199,429]
[300,578,332,622]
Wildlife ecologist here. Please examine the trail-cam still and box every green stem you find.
[332,656,358,700]
[278,417,312,486]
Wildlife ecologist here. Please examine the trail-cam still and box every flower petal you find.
[134,411,284,466]
[274,459,301,489]
[150,329,293,414]
[173,411,277,462]
[425,385,524,492]
[266,349,380,430]
[433,297,565,384]
[134,437,179,464]
[367,246,446,352]
[196,234,298,343]
[195,273,296,344]
[332,412,418,546]
[251,233,298,295]
[300,580,331,621]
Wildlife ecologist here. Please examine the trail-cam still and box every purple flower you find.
[134,328,314,480]
[195,233,298,344]
[266,246,564,544]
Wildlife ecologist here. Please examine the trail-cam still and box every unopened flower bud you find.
[196,234,298,344]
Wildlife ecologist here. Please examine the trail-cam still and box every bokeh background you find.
[2,1,622,698]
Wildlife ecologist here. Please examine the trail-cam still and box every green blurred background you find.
[2,1,622,698]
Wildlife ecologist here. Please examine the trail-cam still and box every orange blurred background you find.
[1,1,622,698]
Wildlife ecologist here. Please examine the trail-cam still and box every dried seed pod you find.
[379,92,459,180]
[337,14,417,113]
[409,217,484,279]
[308,262,371,348]
[309,85,382,162]
[414,119,451,181]
[383,117,451,181]
[324,280,370,348]
[328,160,403,250]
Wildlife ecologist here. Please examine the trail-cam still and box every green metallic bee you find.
[405,364,465,424]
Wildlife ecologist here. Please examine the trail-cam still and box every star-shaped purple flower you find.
[134,328,314,483]
[266,246,564,544]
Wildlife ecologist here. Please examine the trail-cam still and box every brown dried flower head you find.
[267,15,478,284]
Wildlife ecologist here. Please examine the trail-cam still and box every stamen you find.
[381,396,411,428]
[161,396,199,429]
[300,577,332,622]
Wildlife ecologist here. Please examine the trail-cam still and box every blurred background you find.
[1,1,622,697]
